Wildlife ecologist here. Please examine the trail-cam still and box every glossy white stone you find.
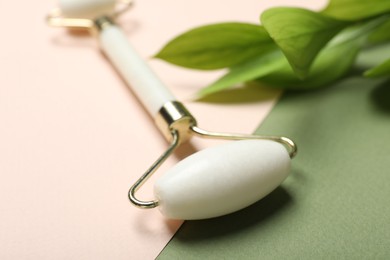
[154,140,291,220]
[59,0,116,19]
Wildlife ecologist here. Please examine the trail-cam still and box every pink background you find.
[0,0,325,259]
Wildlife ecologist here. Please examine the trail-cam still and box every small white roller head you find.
[59,0,116,19]
[154,139,291,220]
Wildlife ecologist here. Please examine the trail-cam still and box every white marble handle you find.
[99,24,176,116]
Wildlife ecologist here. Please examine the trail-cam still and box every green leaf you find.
[330,15,389,46]
[322,0,390,21]
[198,16,383,95]
[259,17,383,89]
[364,59,390,77]
[259,40,361,89]
[261,7,349,79]
[155,23,275,70]
[197,51,285,97]
[368,19,390,44]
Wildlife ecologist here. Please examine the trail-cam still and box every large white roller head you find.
[154,139,291,220]
[59,0,116,19]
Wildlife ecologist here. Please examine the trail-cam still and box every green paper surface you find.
[158,44,390,259]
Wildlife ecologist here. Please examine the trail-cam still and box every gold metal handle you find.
[128,130,180,209]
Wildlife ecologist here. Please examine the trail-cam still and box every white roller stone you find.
[154,140,291,220]
[59,0,116,18]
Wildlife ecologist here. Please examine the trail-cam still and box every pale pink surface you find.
[0,0,325,259]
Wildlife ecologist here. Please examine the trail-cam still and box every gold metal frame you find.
[128,101,297,209]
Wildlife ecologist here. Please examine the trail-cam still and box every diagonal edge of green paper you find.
[157,43,390,260]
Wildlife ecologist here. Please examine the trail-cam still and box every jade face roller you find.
[47,0,297,220]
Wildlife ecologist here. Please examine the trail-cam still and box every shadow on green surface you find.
[172,186,292,242]
[370,78,390,113]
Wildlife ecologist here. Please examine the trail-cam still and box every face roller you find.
[47,0,297,220]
